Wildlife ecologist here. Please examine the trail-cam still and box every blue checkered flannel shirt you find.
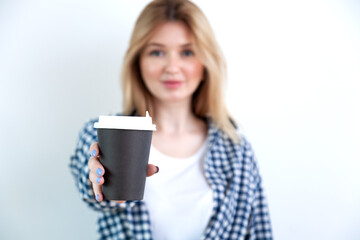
[70,115,273,239]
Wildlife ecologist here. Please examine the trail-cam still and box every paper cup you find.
[94,112,156,201]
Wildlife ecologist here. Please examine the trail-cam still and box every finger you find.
[88,157,105,177]
[92,182,103,202]
[115,200,126,204]
[89,142,99,158]
[147,164,159,177]
[88,170,104,202]
[89,171,104,185]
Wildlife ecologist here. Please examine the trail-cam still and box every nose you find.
[165,52,180,74]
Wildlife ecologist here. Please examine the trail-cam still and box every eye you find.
[182,49,194,57]
[149,50,164,57]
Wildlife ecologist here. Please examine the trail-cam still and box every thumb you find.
[147,164,159,177]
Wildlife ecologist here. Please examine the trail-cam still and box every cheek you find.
[185,61,204,81]
[140,59,162,81]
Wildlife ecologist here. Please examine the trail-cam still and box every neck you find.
[152,98,198,134]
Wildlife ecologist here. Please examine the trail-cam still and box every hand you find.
[88,142,159,203]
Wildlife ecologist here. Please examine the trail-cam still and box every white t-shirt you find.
[143,139,214,240]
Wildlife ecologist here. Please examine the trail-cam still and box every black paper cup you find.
[97,128,153,201]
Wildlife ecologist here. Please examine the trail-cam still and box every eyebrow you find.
[146,42,193,48]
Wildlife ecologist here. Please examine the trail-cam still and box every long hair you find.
[121,0,240,143]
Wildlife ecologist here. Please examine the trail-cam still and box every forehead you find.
[147,21,193,45]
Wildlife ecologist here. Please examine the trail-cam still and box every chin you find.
[155,94,191,103]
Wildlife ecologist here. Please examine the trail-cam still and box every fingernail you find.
[96,177,101,184]
[91,149,96,157]
[96,168,103,176]
[155,166,159,173]
[96,194,99,201]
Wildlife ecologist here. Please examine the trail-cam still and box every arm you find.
[243,139,273,240]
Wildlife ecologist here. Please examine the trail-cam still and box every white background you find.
[1,0,359,239]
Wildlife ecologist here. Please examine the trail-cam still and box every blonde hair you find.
[121,0,240,143]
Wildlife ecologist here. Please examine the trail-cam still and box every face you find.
[139,21,204,104]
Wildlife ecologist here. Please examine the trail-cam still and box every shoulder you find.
[76,112,122,150]
[207,117,248,148]
[79,117,98,140]
[74,117,98,156]
[78,112,123,136]
[205,119,261,181]
[207,118,256,161]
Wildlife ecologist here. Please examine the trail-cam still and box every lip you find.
[162,80,182,89]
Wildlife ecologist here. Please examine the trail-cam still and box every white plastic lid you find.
[94,111,156,131]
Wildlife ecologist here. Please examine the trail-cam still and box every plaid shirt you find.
[70,115,273,240]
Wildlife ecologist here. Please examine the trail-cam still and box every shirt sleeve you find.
[243,139,273,240]
[69,119,136,213]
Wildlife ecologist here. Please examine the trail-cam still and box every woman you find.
[70,0,273,239]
